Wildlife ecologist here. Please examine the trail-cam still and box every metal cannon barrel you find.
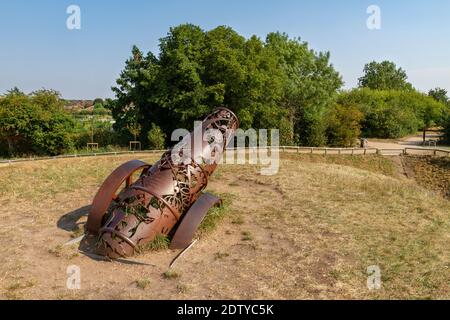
[86,107,239,258]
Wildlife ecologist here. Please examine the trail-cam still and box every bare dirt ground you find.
[0,153,449,299]
[401,155,450,199]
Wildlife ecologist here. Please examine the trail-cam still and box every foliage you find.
[127,122,141,140]
[111,24,342,147]
[0,89,75,156]
[93,102,103,110]
[147,123,166,150]
[326,103,363,147]
[92,107,111,116]
[137,234,170,252]
[93,98,104,105]
[72,126,118,150]
[338,88,446,139]
[358,61,413,91]
[428,87,448,105]
[265,32,343,146]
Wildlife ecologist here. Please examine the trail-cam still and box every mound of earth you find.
[402,155,450,199]
[0,154,448,299]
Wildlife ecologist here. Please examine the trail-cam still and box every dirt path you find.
[367,133,447,150]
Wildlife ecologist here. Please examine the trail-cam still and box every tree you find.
[147,123,166,150]
[127,122,141,141]
[111,24,343,147]
[358,61,413,91]
[265,32,343,146]
[0,89,75,156]
[93,98,104,106]
[338,88,446,139]
[428,87,448,104]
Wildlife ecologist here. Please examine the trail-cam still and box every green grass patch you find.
[137,235,170,252]
[163,270,180,280]
[134,279,151,290]
[197,192,233,236]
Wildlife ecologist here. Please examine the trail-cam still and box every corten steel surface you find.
[86,160,151,234]
[86,108,239,258]
[169,192,221,249]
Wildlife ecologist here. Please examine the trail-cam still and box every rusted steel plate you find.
[86,160,150,234]
[169,192,221,249]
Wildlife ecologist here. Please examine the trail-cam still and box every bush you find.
[147,123,166,150]
[326,103,363,147]
[295,108,328,146]
[92,107,111,116]
[0,89,75,156]
[72,126,118,149]
[338,88,445,139]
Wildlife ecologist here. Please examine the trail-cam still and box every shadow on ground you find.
[57,205,100,259]
[57,205,90,232]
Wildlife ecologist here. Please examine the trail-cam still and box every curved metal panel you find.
[169,192,222,249]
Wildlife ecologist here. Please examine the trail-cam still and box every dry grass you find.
[0,153,448,299]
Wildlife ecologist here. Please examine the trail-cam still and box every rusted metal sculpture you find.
[86,108,239,259]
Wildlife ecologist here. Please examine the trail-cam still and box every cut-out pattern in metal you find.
[86,107,239,258]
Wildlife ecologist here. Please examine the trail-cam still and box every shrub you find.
[72,127,118,149]
[0,89,75,156]
[147,123,166,150]
[326,103,363,147]
[338,88,445,139]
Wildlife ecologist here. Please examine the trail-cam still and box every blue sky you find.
[1,0,449,99]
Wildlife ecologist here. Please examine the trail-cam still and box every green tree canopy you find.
[111,24,343,147]
[428,87,449,105]
[358,61,413,91]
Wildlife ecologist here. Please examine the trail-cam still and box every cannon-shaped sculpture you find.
[86,108,239,258]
